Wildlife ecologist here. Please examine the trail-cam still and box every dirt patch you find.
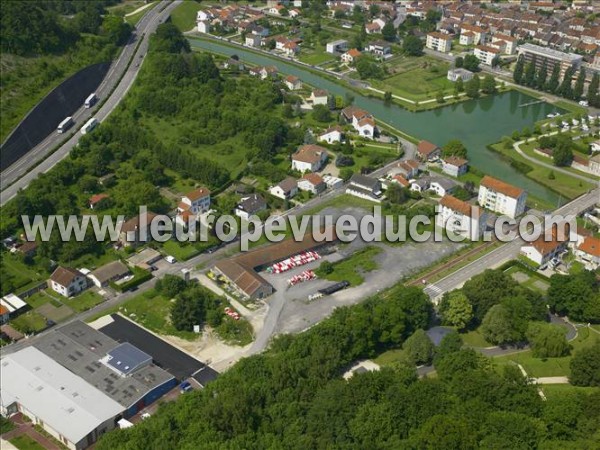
[36,303,74,322]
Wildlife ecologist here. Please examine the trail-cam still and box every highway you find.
[0,0,182,206]
[424,187,600,300]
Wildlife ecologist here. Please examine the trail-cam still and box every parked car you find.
[165,255,176,264]
[180,381,192,393]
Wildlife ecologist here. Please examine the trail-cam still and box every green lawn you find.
[371,56,453,101]
[298,45,336,66]
[115,289,199,340]
[303,194,377,216]
[144,116,249,179]
[316,246,382,286]
[488,142,594,201]
[11,311,48,334]
[1,415,15,434]
[461,329,492,348]
[62,290,105,312]
[495,327,600,378]
[540,383,599,400]
[1,253,49,296]
[504,265,550,294]
[9,435,45,450]
[170,0,203,32]
[161,239,218,261]
[373,348,408,367]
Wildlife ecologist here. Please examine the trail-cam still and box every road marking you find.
[424,284,443,298]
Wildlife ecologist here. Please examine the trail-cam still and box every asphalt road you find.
[0,0,182,206]
[425,187,600,299]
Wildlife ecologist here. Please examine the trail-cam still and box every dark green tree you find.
[546,64,561,93]
[570,342,600,386]
[402,35,424,56]
[403,329,435,365]
[513,55,525,84]
[573,67,586,101]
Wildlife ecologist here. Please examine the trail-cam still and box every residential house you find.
[346,174,383,202]
[356,117,376,139]
[282,41,299,56]
[341,48,362,64]
[474,45,501,66]
[417,140,441,162]
[410,177,431,193]
[326,39,348,54]
[460,24,488,45]
[436,194,486,240]
[591,140,600,153]
[589,154,600,176]
[245,33,262,47]
[260,66,278,80]
[269,4,286,15]
[118,212,158,247]
[367,40,392,56]
[49,266,87,297]
[15,241,38,258]
[310,89,329,105]
[492,33,517,54]
[289,8,301,18]
[270,177,298,200]
[575,236,600,270]
[426,32,453,53]
[322,175,344,189]
[284,75,302,90]
[89,193,109,210]
[178,187,211,215]
[390,175,410,188]
[298,173,326,194]
[478,175,527,218]
[0,294,27,319]
[365,22,382,34]
[520,232,568,266]
[341,105,377,138]
[89,261,130,288]
[447,68,474,82]
[318,126,344,144]
[235,194,267,221]
[460,31,475,46]
[442,156,469,177]
[0,305,8,325]
[388,159,420,179]
[291,145,329,172]
[429,178,457,197]
[197,20,211,34]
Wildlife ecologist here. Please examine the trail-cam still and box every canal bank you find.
[189,37,565,207]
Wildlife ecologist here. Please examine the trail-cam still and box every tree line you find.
[96,283,600,449]
[513,55,597,106]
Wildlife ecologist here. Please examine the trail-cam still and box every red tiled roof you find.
[418,140,440,156]
[347,48,362,57]
[50,266,83,287]
[443,156,468,167]
[0,305,8,316]
[480,175,523,199]
[185,187,211,201]
[89,193,109,205]
[392,175,410,187]
[293,145,328,164]
[302,173,324,186]
[578,236,600,258]
[440,194,478,217]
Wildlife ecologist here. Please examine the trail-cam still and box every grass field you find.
[316,246,382,286]
[170,0,203,32]
[461,329,492,348]
[1,253,48,296]
[371,56,453,101]
[540,383,599,399]
[124,2,158,26]
[11,311,48,334]
[495,327,600,378]
[504,265,550,294]
[489,142,594,201]
[9,435,45,450]
[161,238,218,261]
[144,116,250,179]
[62,290,105,312]
[373,348,408,367]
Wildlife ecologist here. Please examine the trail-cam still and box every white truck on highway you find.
[84,93,97,108]
[57,116,74,134]
[81,117,98,135]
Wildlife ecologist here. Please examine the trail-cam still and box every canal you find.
[189,37,563,206]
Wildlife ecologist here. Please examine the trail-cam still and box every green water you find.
[189,38,564,206]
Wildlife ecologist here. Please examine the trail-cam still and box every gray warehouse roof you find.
[34,321,174,408]
[1,347,123,446]
[105,342,152,376]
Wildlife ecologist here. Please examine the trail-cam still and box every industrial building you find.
[1,321,178,449]
[213,231,337,299]
[1,347,124,450]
